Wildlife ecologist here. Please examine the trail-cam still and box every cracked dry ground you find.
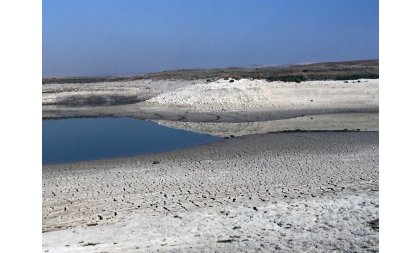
[43,132,378,252]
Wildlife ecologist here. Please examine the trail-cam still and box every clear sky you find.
[43,0,379,77]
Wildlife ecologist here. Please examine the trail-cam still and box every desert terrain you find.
[42,60,379,252]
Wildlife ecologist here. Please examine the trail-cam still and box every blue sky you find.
[43,0,379,77]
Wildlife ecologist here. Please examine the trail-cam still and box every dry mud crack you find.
[43,132,378,252]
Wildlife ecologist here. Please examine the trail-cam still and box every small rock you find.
[217,239,235,243]
[368,218,379,231]
[83,242,99,247]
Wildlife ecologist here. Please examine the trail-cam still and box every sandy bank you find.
[43,132,378,252]
[148,79,378,112]
[43,78,378,123]
[42,79,201,107]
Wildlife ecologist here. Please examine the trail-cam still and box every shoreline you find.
[43,131,378,252]
[42,128,378,167]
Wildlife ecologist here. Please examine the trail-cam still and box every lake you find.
[42,117,220,164]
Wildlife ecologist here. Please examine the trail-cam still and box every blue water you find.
[42,117,220,165]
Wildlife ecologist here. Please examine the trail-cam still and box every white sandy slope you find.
[147,78,378,115]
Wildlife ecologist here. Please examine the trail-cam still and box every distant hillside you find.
[43,59,379,84]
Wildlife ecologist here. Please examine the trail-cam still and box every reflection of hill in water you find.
[154,113,378,137]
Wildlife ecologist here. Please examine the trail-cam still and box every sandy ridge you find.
[43,78,379,123]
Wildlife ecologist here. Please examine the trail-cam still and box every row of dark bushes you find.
[265,73,379,83]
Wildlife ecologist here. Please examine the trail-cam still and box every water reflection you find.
[154,113,379,137]
[42,117,220,164]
